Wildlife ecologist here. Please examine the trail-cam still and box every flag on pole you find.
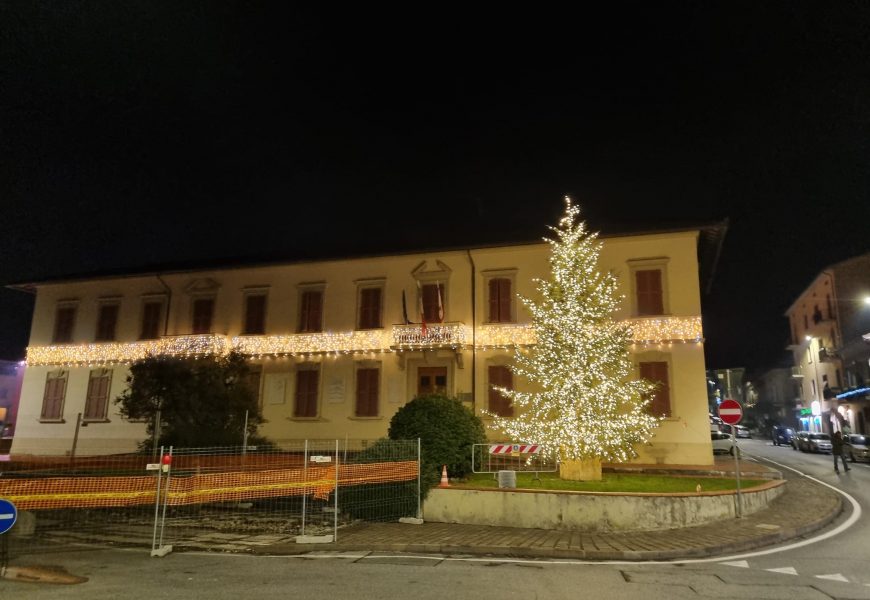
[401,290,410,325]
[417,280,427,336]
[436,283,444,322]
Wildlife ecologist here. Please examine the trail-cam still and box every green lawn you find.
[457,471,766,493]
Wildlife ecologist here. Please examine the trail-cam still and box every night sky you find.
[2,3,869,373]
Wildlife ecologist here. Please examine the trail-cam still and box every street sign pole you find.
[718,399,744,518]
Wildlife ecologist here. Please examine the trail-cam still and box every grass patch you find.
[456,472,766,493]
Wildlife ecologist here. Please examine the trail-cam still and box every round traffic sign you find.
[0,498,18,535]
[718,399,743,425]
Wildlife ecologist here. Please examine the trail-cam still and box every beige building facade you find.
[11,226,724,464]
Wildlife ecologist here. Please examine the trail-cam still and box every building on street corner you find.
[8,222,726,465]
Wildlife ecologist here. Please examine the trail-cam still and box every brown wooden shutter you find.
[358,288,381,329]
[636,270,664,316]
[355,368,379,417]
[140,301,162,339]
[299,291,323,332]
[488,278,511,322]
[488,365,514,417]
[96,305,119,341]
[192,298,214,334]
[294,370,319,417]
[84,372,110,420]
[640,361,670,417]
[41,375,66,420]
[244,295,266,334]
[53,306,76,343]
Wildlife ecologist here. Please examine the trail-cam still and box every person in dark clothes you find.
[832,430,851,473]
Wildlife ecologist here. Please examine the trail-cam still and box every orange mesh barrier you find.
[0,460,418,510]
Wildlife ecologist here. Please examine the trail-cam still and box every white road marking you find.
[766,567,798,575]
[815,573,849,582]
[721,560,749,568]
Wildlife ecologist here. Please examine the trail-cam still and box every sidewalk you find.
[235,458,843,561]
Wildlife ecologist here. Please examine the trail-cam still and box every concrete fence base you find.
[423,480,785,532]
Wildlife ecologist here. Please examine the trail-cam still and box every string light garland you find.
[487,197,663,465]
[25,316,702,367]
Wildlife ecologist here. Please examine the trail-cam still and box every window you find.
[488,365,514,417]
[357,287,382,330]
[355,367,380,417]
[635,270,664,316]
[421,283,445,323]
[84,369,112,421]
[298,290,323,333]
[140,300,163,340]
[294,368,319,417]
[95,303,120,342]
[243,293,267,335]
[488,278,512,323]
[41,371,68,420]
[246,365,263,408]
[640,361,670,417]
[192,298,215,334]
[53,305,77,343]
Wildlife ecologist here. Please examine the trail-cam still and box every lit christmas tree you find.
[489,197,662,479]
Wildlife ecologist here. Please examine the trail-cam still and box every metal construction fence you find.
[0,439,420,558]
[471,442,559,475]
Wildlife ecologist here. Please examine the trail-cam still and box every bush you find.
[339,438,419,521]
[388,394,486,494]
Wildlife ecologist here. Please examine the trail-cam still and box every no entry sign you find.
[718,399,743,425]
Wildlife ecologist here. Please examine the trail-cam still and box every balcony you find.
[790,366,803,378]
[391,322,468,349]
[26,334,232,367]
[818,347,839,362]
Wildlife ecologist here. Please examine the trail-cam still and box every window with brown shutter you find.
[95,304,119,341]
[422,283,445,323]
[84,370,112,420]
[294,369,319,417]
[53,306,77,343]
[640,361,671,417]
[41,372,67,420]
[192,298,214,334]
[298,291,323,333]
[488,365,514,417]
[357,288,382,330]
[488,278,512,323]
[244,294,267,335]
[635,270,664,316]
[140,301,163,340]
[355,368,379,417]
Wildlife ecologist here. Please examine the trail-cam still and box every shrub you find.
[388,393,486,494]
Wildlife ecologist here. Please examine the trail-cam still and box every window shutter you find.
[53,306,76,343]
[141,302,162,340]
[488,366,514,417]
[488,279,499,322]
[422,284,443,323]
[41,375,66,420]
[192,299,214,334]
[356,368,379,417]
[295,370,319,417]
[244,295,266,334]
[636,270,664,316]
[84,373,110,420]
[96,305,119,341]
[300,291,323,332]
[498,279,511,322]
[640,361,670,417]
[359,288,381,329]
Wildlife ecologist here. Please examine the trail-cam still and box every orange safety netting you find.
[0,460,418,511]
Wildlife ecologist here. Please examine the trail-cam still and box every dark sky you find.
[2,2,869,372]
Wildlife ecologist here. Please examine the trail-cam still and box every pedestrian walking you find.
[832,430,851,473]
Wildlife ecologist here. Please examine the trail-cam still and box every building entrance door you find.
[418,367,447,396]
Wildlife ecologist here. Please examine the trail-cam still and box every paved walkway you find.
[232,457,843,561]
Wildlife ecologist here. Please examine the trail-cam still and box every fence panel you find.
[472,442,559,474]
[1,439,420,556]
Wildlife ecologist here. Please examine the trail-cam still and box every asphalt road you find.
[3,438,869,600]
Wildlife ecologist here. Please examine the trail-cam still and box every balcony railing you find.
[790,366,803,378]
[26,334,232,367]
[391,322,468,348]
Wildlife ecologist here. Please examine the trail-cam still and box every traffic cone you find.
[439,465,450,488]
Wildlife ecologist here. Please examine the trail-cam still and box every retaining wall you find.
[423,480,785,531]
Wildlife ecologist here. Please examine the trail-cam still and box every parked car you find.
[793,430,810,451]
[771,425,795,446]
[709,414,724,433]
[806,432,832,454]
[735,425,751,439]
[711,431,735,455]
[843,434,870,462]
